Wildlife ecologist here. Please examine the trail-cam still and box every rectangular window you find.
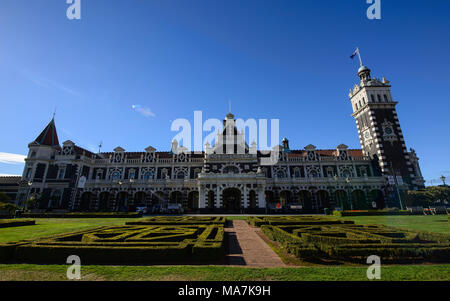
[58,168,66,179]
[25,168,32,179]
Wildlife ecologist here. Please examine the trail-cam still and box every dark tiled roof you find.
[0,176,22,184]
[34,118,60,147]
[73,146,101,159]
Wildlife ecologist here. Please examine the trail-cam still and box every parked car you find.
[167,203,183,214]
[135,206,148,214]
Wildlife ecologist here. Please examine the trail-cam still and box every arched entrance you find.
[134,191,146,207]
[222,188,241,212]
[170,191,183,204]
[334,190,349,210]
[316,190,330,210]
[207,190,215,210]
[280,190,292,207]
[98,192,111,212]
[369,189,384,209]
[116,191,128,212]
[297,190,311,211]
[351,189,367,209]
[187,191,199,211]
[80,192,93,211]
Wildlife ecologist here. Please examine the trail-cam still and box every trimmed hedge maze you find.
[0,224,224,265]
[20,212,142,218]
[248,216,354,227]
[252,216,450,264]
[0,219,35,228]
[126,216,226,225]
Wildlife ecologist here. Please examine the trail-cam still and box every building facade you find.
[16,65,425,213]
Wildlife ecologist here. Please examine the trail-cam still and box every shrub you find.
[20,212,142,218]
[126,216,226,225]
[3,224,225,265]
[333,210,411,217]
[259,219,450,264]
[0,219,35,228]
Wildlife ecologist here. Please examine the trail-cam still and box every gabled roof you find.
[33,118,60,147]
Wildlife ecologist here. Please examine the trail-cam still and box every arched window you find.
[309,170,319,178]
[143,171,153,180]
[293,168,301,178]
[111,171,121,181]
[341,170,351,178]
[223,166,239,174]
[176,171,185,179]
[276,170,286,178]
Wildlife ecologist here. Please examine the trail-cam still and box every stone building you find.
[15,65,424,213]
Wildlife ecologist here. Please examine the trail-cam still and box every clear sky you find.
[0,0,449,185]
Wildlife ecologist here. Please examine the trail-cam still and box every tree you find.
[0,192,11,203]
[406,186,450,207]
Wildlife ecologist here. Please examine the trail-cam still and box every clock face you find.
[384,127,393,135]
[364,131,371,139]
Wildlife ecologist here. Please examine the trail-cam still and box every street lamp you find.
[127,178,134,212]
[346,177,353,210]
[333,175,342,210]
[117,180,123,212]
[24,181,32,210]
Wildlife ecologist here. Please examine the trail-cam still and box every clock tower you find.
[349,65,425,190]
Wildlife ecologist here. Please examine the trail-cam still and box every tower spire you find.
[33,117,60,147]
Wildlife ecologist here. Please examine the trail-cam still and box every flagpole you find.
[357,47,363,67]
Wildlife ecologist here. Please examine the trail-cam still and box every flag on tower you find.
[350,48,359,59]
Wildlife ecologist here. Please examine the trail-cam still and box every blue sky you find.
[0,0,449,185]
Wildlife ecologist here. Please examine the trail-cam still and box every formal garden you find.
[0,215,448,280]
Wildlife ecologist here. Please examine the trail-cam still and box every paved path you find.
[225,220,286,267]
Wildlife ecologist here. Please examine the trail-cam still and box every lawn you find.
[0,264,448,281]
[0,218,143,243]
[339,215,449,234]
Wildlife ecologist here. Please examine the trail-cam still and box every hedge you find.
[20,212,142,218]
[0,219,35,228]
[1,224,225,265]
[333,210,411,217]
[259,219,450,264]
[126,216,226,225]
[248,216,354,227]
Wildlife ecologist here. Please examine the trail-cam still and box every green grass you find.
[339,215,449,234]
[0,264,448,281]
[0,218,143,243]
